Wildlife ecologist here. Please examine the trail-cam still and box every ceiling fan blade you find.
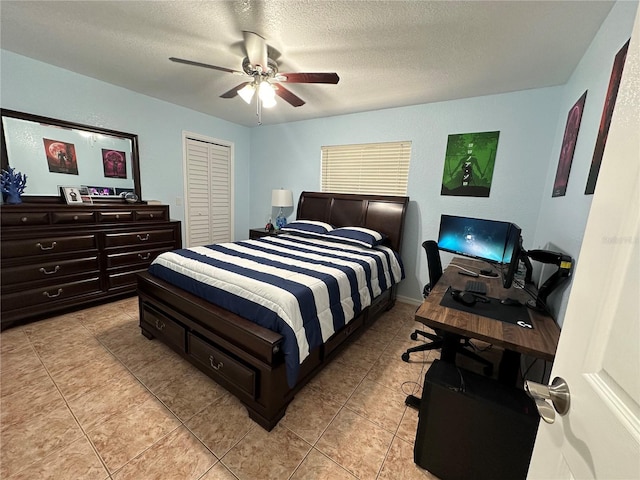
[243,31,268,71]
[220,82,251,99]
[278,72,340,84]
[274,84,305,107]
[169,57,242,75]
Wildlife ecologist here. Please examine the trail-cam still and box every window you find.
[321,141,411,195]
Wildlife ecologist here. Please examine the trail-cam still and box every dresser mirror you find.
[1,109,141,203]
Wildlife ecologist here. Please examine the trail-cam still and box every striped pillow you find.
[324,227,386,248]
[281,220,334,237]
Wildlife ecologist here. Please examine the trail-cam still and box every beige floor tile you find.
[333,340,385,373]
[0,327,30,354]
[87,396,180,473]
[0,403,84,479]
[199,462,240,480]
[306,357,368,405]
[378,435,439,479]
[38,342,116,378]
[365,351,425,391]
[316,408,394,480]
[154,368,227,422]
[67,370,153,432]
[186,392,256,458]
[1,361,51,399]
[290,448,357,480]
[0,343,43,376]
[222,423,311,480]
[280,383,343,444]
[1,374,66,433]
[345,377,408,433]
[112,426,215,480]
[51,355,131,402]
[353,325,396,351]
[77,306,136,336]
[7,436,109,480]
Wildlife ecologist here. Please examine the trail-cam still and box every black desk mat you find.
[439,287,533,329]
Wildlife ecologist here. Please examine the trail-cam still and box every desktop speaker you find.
[414,360,540,480]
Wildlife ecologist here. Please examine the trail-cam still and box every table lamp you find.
[271,189,293,230]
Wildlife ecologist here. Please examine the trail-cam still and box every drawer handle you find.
[137,234,150,241]
[39,265,61,275]
[43,288,63,298]
[115,214,120,219]
[138,252,151,260]
[209,355,223,370]
[36,241,57,251]
[154,319,165,331]
[21,216,28,223]
[73,215,79,221]
[150,213,154,218]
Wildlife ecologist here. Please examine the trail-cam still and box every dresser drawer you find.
[104,229,177,248]
[106,247,170,269]
[1,235,98,259]
[140,304,186,352]
[97,211,134,223]
[134,209,168,222]
[188,333,256,398]
[1,211,49,227]
[1,256,100,286]
[51,211,96,224]
[107,268,147,290]
[1,277,101,312]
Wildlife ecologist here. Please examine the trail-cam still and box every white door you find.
[184,134,233,247]
[528,8,639,479]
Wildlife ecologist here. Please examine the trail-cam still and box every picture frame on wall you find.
[585,39,630,195]
[552,90,587,197]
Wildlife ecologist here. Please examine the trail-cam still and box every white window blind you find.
[321,141,411,195]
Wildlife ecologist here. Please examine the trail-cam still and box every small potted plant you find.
[1,167,27,204]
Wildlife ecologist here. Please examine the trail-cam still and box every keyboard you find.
[465,280,487,295]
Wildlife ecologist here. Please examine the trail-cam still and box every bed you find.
[136,191,409,430]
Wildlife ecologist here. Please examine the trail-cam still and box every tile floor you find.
[0,298,444,479]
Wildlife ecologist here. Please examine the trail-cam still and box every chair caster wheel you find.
[410,332,418,341]
[401,352,410,362]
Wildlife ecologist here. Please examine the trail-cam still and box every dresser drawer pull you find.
[73,215,79,221]
[138,252,151,260]
[39,266,61,275]
[150,213,155,218]
[137,234,150,241]
[154,319,165,331]
[43,288,63,298]
[21,216,28,223]
[209,355,223,370]
[36,242,57,251]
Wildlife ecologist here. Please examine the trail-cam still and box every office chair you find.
[401,240,494,376]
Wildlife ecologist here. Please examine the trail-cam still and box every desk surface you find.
[415,258,560,361]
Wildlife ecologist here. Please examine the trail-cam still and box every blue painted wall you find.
[1,0,636,325]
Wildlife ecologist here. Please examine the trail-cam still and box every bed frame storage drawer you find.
[323,314,365,358]
[188,333,257,398]
[140,304,186,352]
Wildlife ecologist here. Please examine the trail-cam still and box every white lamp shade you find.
[271,189,293,207]
[238,84,255,104]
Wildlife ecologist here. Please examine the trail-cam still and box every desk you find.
[415,258,560,386]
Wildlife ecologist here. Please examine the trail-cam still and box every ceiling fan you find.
[170,31,339,123]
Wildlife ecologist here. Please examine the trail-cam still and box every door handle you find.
[525,376,570,424]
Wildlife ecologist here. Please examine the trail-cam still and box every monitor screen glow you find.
[437,215,511,263]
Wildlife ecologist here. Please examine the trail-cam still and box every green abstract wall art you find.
[441,131,500,197]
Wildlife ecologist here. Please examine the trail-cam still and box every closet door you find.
[185,136,232,247]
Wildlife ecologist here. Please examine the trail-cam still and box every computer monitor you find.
[437,214,521,288]
[501,223,522,289]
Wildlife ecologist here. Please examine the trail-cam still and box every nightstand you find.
[249,228,281,240]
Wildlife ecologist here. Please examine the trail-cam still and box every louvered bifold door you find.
[185,138,231,247]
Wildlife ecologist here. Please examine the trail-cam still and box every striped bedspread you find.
[147,233,404,387]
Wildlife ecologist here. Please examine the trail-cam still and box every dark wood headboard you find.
[296,191,409,253]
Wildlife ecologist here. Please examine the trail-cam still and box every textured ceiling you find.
[0,1,615,127]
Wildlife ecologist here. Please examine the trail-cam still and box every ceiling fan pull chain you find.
[257,94,262,125]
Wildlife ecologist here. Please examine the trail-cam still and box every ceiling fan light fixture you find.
[258,82,277,108]
[238,83,255,104]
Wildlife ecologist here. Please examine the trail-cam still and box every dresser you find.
[0,203,181,330]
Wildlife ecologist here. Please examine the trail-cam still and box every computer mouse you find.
[500,298,522,306]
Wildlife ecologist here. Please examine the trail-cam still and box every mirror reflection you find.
[1,109,140,200]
